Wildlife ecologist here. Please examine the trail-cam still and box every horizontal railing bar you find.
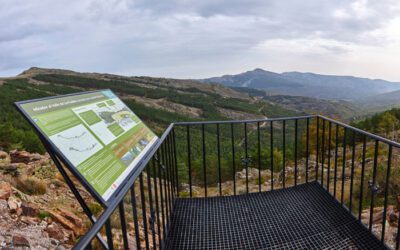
[74,114,400,249]
[319,115,400,148]
[73,123,175,249]
[173,115,316,126]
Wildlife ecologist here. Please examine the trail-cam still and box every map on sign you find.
[16,90,158,203]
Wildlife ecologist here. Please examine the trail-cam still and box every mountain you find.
[232,87,359,119]
[356,89,400,113]
[199,69,400,101]
[0,67,362,153]
[0,67,297,153]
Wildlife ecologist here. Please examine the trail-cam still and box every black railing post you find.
[358,135,367,221]
[327,122,332,191]
[349,131,356,212]
[157,151,166,239]
[217,123,222,196]
[172,128,179,197]
[305,118,309,184]
[139,173,150,250]
[130,185,141,250]
[321,119,325,187]
[105,219,114,250]
[257,122,262,192]
[341,127,347,205]
[294,119,298,186]
[270,121,274,190]
[186,126,193,197]
[202,124,207,197]
[283,120,286,187]
[231,123,236,195]
[244,122,249,193]
[167,135,176,201]
[340,128,347,205]
[161,145,171,228]
[146,165,156,249]
[118,202,129,249]
[369,140,379,232]
[316,117,320,182]
[381,145,392,243]
[334,124,339,198]
[152,157,162,248]
[397,214,400,250]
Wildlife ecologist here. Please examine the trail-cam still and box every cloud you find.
[0,0,399,80]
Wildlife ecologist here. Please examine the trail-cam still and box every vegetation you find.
[352,108,400,140]
[0,69,302,154]
[15,175,47,195]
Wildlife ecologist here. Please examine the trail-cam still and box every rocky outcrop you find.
[0,181,12,200]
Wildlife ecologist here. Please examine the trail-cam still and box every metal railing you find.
[74,115,400,249]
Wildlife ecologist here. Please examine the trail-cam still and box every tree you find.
[377,112,399,139]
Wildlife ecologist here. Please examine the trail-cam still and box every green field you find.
[108,123,124,136]
[79,110,102,125]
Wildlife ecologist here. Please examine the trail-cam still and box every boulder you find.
[21,202,39,217]
[0,182,12,200]
[10,150,32,164]
[7,196,21,212]
[236,168,260,180]
[0,199,8,214]
[46,223,65,241]
[12,235,30,248]
[57,208,83,229]
[49,209,84,236]
[0,151,8,159]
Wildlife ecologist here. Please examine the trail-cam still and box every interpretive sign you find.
[16,90,158,204]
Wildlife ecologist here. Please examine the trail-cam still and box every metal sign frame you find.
[15,89,158,207]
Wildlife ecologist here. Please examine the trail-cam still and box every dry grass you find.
[15,175,47,195]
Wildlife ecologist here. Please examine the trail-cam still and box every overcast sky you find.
[1,0,400,81]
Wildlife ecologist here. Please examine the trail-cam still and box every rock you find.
[236,168,260,180]
[16,207,23,216]
[8,196,21,212]
[388,210,398,226]
[57,208,83,229]
[0,151,8,159]
[21,202,39,217]
[49,209,84,236]
[12,235,30,247]
[10,150,32,164]
[0,181,12,200]
[0,199,8,213]
[46,223,65,241]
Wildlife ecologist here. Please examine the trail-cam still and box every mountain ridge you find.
[199,68,400,101]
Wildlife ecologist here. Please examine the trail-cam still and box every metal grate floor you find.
[165,182,386,249]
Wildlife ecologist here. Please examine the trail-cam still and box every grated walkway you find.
[165,182,386,249]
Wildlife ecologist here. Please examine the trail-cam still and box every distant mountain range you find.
[199,68,400,101]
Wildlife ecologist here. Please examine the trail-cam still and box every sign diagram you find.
[17,90,158,203]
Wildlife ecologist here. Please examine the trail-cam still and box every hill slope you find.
[200,68,400,100]
[0,67,301,153]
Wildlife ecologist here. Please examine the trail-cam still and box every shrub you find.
[15,176,47,195]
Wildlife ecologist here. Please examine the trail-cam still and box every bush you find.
[15,176,47,195]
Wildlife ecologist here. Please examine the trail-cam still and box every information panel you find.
[16,90,158,203]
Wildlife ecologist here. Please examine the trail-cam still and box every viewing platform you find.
[166,182,383,249]
[63,115,399,249]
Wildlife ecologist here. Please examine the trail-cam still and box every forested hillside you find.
[0,67,303,154]
[352,108,400,141]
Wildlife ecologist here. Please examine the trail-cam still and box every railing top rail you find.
[74,114,400,249]
[319,115,400,148]
[173,115,316,126]
[73,123,175,250]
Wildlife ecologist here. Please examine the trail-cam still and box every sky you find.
[1,0,400,81]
